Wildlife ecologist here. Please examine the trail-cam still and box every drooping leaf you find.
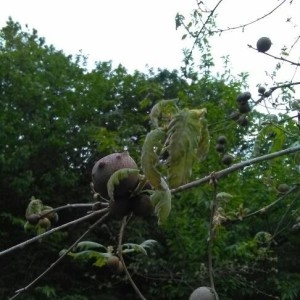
[107,168,140,201]
[151,178,172,225]
[25,197,43,218]
[141,128,166,189]
[75,241,107,251]
[150,99,179,128]
[122,239,157,255]
[197,113,210,161]
[166,108,208,188]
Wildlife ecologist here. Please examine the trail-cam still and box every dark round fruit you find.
[238,102,251,114]
[256,37,272,53]
[189,286,215,300]
[92,152,139,199]
[236,92,251,104]
[222,154,233,166]
[277,183,290,193]
[109,197,132,220]
[217,135,227,145]
[132,194,155,218]
[215,143,225,153]
[258,86,266,95]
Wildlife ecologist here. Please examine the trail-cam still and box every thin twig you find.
[171,144,300,194]
[207,173,219,300]
[214,0,287,34]
[118,217,147,300]
[9,212,109,300]
[0,208,109,257]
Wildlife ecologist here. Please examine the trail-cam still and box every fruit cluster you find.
[92,152,154,220]
[215,135,233,166]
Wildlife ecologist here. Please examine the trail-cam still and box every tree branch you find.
[10,212,109,300]
[171,145,300,194]
[0,208,109,257]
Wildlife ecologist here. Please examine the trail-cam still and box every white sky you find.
[1,0,300,104]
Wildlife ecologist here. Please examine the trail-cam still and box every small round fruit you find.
[217,135,227,145]
[277,183,290,193]
[42,206,59,223]
[222,154,233,166]
[109,197,132,220]
[92,152,139,199]
[258,86,266,95]
[256,37,272,53]
[229,111,240,121]
[215,143,225,153]
[189,286,215,300]
[38,217,51,230]
[236,92,251,104]
[107,256,124,274]
[238,102,251,114]
[132,194,155,218]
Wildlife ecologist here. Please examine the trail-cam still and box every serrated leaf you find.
[107,168,140,201]
[151,179,171,225]
[141,128,166,189]
[166,108,208,188]
[150,99,179,128]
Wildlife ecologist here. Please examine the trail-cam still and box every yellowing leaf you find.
[151,178,171,225]
[166,108,208,188]
[150,99,179,128]
[141,128,166,189]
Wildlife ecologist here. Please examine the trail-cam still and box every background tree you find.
[1,0,300,298]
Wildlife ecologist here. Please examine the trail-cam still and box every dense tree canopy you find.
[1,2,300,299]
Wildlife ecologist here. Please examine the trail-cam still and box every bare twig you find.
[248,44,300,67]
[9,212,109,300]
[118,217,147,300]
[0,208,109,257]
[214,0,287,34]
[207,173,219,300]
[171,144,300,194]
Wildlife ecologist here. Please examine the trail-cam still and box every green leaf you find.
[25,197,43,217]
[151,178,172,225]
[216,192,233,202]
[122,239,157,255]
[107,168,140,201]
[150,99,179,128]
[141,128,166,189]
[75,241,107,251]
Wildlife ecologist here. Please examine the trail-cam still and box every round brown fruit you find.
[26,213,40,225]
[107,256,124,274]
[38,217,51,230]
[238,102,251,114]
[92,152,139,199]
[132,194,155,218]
[189,286,215,300]
[42,206,59,223]
[256,37,272,53]
[258,86,266,95]
[277,183,290,193]
[217,135,227,145]
[236,92,251,104]
[222,154,233,166]
[109,197,132,220]
[215,143,225,153]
